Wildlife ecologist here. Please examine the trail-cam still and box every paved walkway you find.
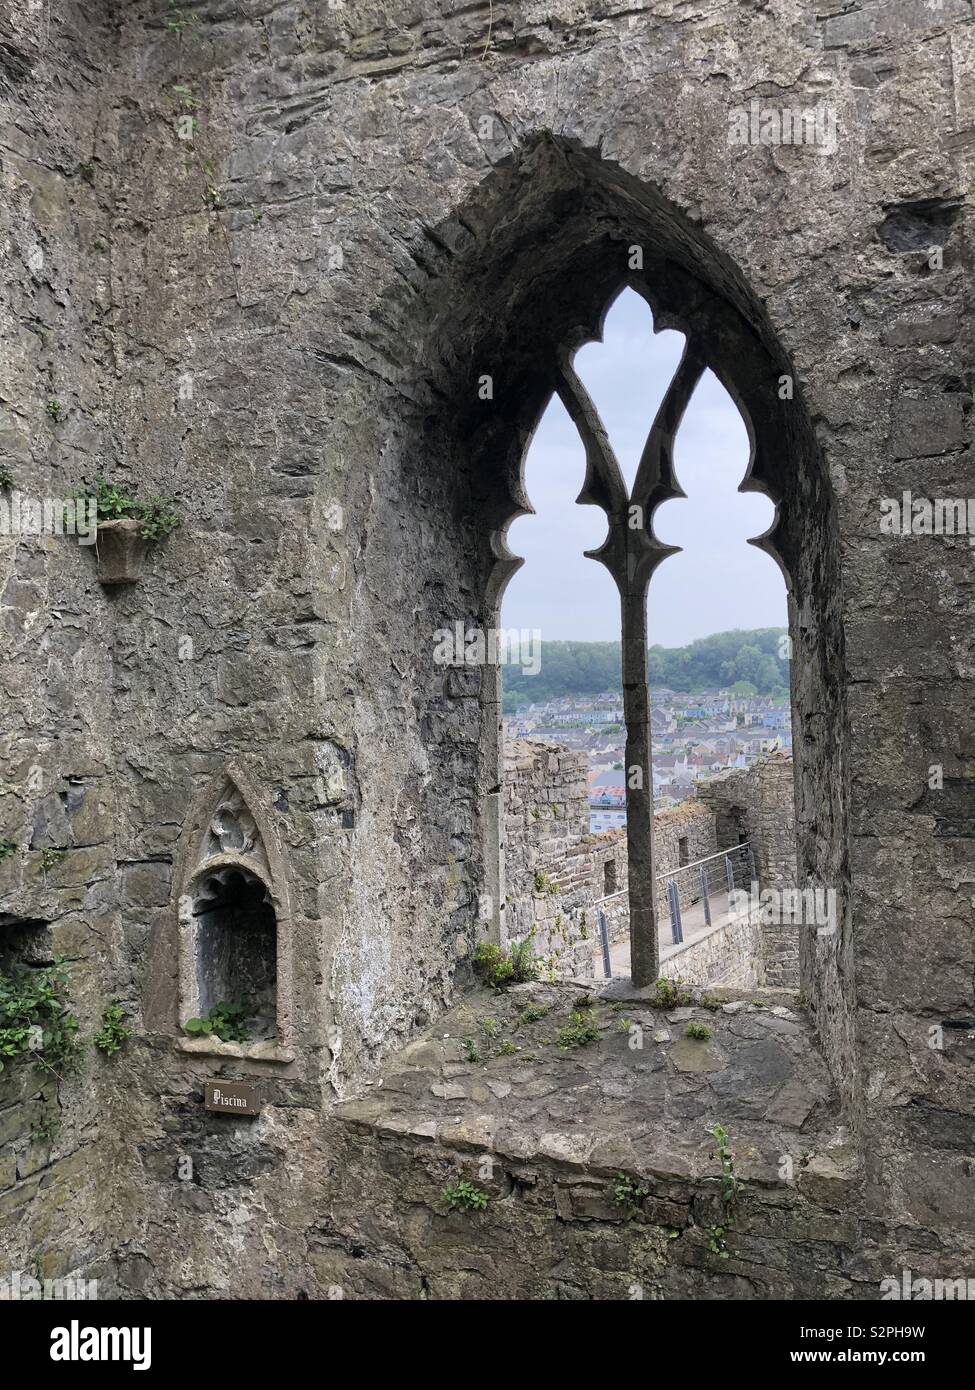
[597,894,740,979]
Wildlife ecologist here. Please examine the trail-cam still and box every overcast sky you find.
[501,288,787,648]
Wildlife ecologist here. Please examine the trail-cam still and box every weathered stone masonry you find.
[698,752,800,986]
[504,736,722,977]
[503,737,797,990]
[1,0,974,1297]
[503,737,626,976]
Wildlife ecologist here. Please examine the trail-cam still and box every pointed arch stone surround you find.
[173,763,295,1064]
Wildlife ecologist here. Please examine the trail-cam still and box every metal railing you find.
[594,843,756,977]
[657,842,755,946]
[593,888,628,980]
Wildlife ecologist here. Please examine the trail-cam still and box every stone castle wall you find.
[0,0,126,1293]
[1,0,974,1298]
[503,737,761,983]
[698,755,800,987]
[503,739,625,977]
[660,909,763,992]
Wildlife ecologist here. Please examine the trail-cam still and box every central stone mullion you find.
[605,518,658,991]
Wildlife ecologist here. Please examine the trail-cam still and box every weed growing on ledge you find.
[0,959,81,1079]
[556,1007,600,1050]
[653,976,693,1009]
[94,1001,131,1056]
[184,1001,249,1043]
[472,936,538,990]
[443,1181,489,1212]
[462,1037,482,1063]
[136,495,180,541]
[685,1021,713,1041]
[0,464,13,490]
[0,837,16,860]
[46,398,64,423]
[76,476,180,542]
[40,847,67,873]
[519,1003,549,1024]
[495,1039,517,1057]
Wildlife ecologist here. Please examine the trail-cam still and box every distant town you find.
[504,687,792,832]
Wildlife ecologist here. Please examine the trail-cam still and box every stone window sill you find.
[176,1036,295,1064]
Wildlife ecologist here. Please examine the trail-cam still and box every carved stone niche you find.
[173,766,294,1064]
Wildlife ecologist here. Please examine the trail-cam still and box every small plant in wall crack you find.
[612,1173,649,1215]
[46,398,64,423]
[704,1122,743,1259]
[654,976,693,1010]
[0,464,13,490]
[39,847,67,873]
[0,836,17,861]
[201,159,223,211]
[31,1109,61,1144]
[0,959,81,1080]
[164,0,199,36]
[183,1001,250,1043]
[94,1000,131,1056]
[443,1180,489,1213]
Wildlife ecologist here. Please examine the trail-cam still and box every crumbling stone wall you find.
[653,801,719,880]
[698,755,797,888]
[323,981,972,1302]
[698,755,799,986]
[503,738,625,976]
[503,739,722,975]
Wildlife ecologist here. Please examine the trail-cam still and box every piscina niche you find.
[174,766,294,1063]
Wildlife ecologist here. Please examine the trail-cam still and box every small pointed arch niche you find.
[174,764,295,1063]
